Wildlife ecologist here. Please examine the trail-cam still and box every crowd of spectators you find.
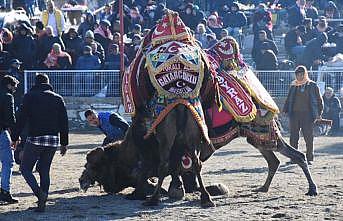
[0,0,342,73]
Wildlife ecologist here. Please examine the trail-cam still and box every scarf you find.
[44,50,71,68]
[94,27,113,40]
[291,71,311,86]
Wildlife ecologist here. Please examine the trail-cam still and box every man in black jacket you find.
[0,75,19,204]
[11,74,69,212]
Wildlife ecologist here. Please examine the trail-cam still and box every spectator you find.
[332,24,343,54]
[305,0,318,22]
[252,30,278,65]
[284,25,306,62]
[252,3,273,41]
[7,59,24,109]
[154,3,167,21]
[75,45,101,70]
[104,44,129,70]
[220,29,229,40]
[127,24,142,40]
[77,12,96,38]
[324,1,341,28]
[36,26,65,68]
[84,109,129,146]
[99,4,112,21]
[81,30,105,65]
[0,42,12,72]
[34,21,46,40]
[90,42,104,67]
[10,23,36,70]
[62,27,83,66]
[287,0,306,28]
[129,6,144,31]
[43,43,72,70]
[301,32,328,70]
[0,75,19,204]
[283,65,323,165]
[180,3,198,30]
[255,42,278,71]
[94,20,113,56]
[223,2,247,41]
[195,24,208,48]
[142,3,158,29]
[0,28,13,52]
[207,14,222,39]
[41,0,65,37]
[11,74,69,212]
[127,34,142,62]
[322,87,341,135]
[206,33,217,48]
[302,18,316,43]
[75,46,100,96]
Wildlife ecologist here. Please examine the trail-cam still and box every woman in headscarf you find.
[43,43,72,69]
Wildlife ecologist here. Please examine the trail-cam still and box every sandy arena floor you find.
[0,132,342,220]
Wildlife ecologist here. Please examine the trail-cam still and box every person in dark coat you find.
[302,18,316,43]
[284,25,306,61]
[94,20,113,56]
[223,2,247,39]
[283,65,323,165]
[252,3,273,41]
[7,59,24,110]
[11,74,69,212]
[256,42,278,70]
[36,26,65,69]
[322,87,341,135]
[300,32,328,70]
[332,24,343,54]
[252,30,278,65]
[287,0,306,28]
[77,12,97,38]
[305,0,318,21]
[80,30,105,66]
[324,1,341,28]
[61,27,83,67]
[9,23,36,70]
[0,75,19,204]
[0,42,12,72]
[85,109,129,146]
[104,44,129,70]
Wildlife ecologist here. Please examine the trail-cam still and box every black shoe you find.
[35,190,48,212]
[0,189,18,204]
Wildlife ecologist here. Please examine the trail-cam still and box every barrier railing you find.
[24,70,121,97]
[24,69,343,98]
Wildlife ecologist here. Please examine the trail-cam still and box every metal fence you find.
[24,69,343,98]
[255,70,343,97]
[24,70,121,97]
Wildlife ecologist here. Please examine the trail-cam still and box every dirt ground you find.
[0,132,342,221]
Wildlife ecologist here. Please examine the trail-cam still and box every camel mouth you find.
[79,177,92,192]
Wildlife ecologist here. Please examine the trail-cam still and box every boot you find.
[35,189,48,212]
[0,188,18,204]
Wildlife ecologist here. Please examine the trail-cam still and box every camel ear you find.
[87,147,105,164]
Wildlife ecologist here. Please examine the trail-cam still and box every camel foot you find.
[201,199,216,208]
[142,197,160,206]
[253,186,269,193]
[168,185,185,200]
[126,191,146,200]
[305,186,318,196]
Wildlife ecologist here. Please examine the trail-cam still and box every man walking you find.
[0,75,19,204]
[11,74,69,212]
[283,66,323,165]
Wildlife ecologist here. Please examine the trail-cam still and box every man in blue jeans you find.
[85,109,129,146]
[11,74,69,212]
[0,75,19,203]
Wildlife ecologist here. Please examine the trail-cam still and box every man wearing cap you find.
[8,59,24,110]
[10,23,36,70]
[41,0,65,36]
[81,30,105,64]
[0,75,19,204]
[94,20,113,55]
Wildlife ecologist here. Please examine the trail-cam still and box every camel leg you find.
[277,137,318,196]
[253,149,280,193]
[168,173,185,200]
[190,151,215,208]
[143,129,176,206]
